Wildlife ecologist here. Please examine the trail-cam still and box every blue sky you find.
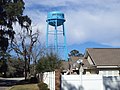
[23,0,120,54]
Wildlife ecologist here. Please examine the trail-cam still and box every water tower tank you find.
[46,11,65,26]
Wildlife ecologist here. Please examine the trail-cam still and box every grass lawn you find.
[9,84,39,90]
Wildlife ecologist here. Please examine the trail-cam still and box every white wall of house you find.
[99,70,119,76]
[85,70,119,76]
[43,71,55,90]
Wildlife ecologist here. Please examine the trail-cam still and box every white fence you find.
[61,75,120,90]
[43,71,55,90]
[43,72,120,90]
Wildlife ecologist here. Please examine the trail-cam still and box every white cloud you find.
[65,8,120,45]
[23,0,120,47]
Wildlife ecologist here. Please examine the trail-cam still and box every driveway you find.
[0,87,9,90]
[0,77,24,90]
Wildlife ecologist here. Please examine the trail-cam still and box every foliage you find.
[0,59,7,76]
[36,52,61,73]
[0,57,24,77]
[68,49,84,57]
[0,51,10,77]
[7,58,24,77]
[0,0,31,52]
[0,0,31,78]
[10,84,39,90]
[37,82,50,90]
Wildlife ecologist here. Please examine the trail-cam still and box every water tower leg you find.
[63,24,68,60]
[54,20,58,52]
[46,22,49,48]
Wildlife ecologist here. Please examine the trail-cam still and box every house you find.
[85,48,120,76]
[62,48,120,76]
[61,55,90,75]
[44,48,120,90]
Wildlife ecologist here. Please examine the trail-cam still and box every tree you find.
[68,49,84,57]
[0,51,11,77]
[0,0,31,77]
[31,43,46,77]
[36,51,61,82]
[0,0,30,52]
[0,57,24,77]
[0,58,8,77]
[7,57,24,77]
[12,26,40,80]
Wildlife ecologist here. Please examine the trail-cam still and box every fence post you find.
[55,69,61,90]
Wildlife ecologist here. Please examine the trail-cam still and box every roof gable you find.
[86,48,120,66]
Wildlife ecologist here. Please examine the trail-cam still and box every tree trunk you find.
[33,60,37,77]
[24,49,27,80]
[27,55,30,79]
[39,72,44,82]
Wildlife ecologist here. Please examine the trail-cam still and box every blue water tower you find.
[46,11,67,60]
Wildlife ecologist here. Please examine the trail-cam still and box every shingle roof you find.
[61,60,69,70]
[86,48,120,66]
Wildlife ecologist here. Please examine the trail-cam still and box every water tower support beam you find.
[54,20,58,52]
[63,24,68,60]
[46,22,49,48]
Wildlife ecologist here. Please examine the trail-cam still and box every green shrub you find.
[37,82,50,90]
